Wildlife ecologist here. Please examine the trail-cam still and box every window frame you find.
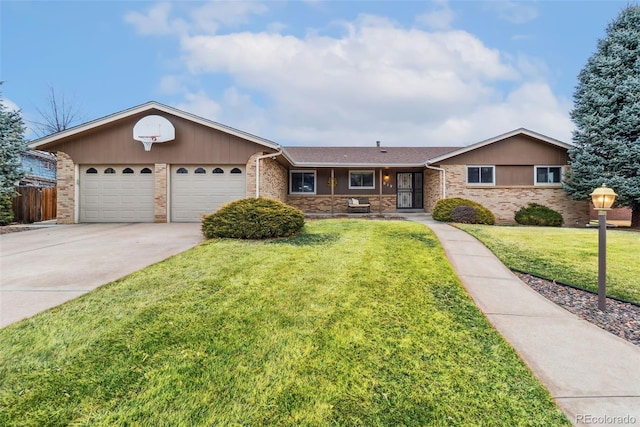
[289,170,317,195]
[534,165,563,186]
[348,170,375,190]
[466,165,495,186]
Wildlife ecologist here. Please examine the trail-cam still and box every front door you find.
[396,172,423,209]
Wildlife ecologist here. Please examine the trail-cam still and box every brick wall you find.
[287,195,397,214]
[424,169,442,212]
[55,151,75,224]
[442,165,590,226]
[246,153,288,201]
[154,163,167,222]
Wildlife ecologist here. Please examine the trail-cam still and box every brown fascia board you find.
[425,127,572,165]
[28,101,280,151]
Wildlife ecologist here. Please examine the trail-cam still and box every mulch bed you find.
[514,271,640,346]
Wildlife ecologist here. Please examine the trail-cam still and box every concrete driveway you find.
[0,223,203,328]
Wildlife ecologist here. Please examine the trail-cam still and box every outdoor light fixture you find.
[383,171,390,182]
[590,184,617,210]
[590,184,617,311]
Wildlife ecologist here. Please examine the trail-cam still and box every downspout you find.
[425,164,446,200]
[255,150,283,198]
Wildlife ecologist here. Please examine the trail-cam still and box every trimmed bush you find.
[202,197,305,239]
[515,203,563,227]
[451,205,478,224]
[0,194,14,226]
[432,198,495,225]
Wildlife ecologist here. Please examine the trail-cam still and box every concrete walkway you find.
[1,223,203,328]
[409,215,640,427]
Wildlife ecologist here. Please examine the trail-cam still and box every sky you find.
[0,0,634,146]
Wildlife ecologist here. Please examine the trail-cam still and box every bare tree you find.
[31,86,86,137]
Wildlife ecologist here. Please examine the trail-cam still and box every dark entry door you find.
[396,172,423,209]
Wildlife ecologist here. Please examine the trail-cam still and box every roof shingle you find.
[282,146,460,166]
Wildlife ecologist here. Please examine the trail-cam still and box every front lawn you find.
[458,224,640,304]
[0,220,569,426]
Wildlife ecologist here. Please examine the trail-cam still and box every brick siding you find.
[441,165,589,225]
[55,151,75,224]
[287,195,397,214]
[154,163,167,222]
[246,153,288,201]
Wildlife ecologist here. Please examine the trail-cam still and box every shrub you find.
[202,197,305,239]
[432,198,495,225]
[0,194,14,226]
[451,205,478,224]
[514,203,563,227]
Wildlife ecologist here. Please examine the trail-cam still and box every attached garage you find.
[80,165,154,222]
[27,102,282,224]
[170,165,246,222]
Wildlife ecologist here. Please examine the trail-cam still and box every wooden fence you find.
[11,186,57,223]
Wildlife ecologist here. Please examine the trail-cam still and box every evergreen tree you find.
[564,5,640,227]
[0,84,27,223]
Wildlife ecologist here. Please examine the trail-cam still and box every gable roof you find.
[282,146,459,167]
[28,101,280,151]
[426,128,571,164]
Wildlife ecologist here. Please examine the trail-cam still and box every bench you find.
[348,197,371,213]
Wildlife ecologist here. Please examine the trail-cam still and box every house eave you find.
[28,101,281,151]
[426,128,572,164]
[286,162,429,168]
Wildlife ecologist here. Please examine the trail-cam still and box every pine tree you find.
[0,84,27,224]
[564,5,640,227]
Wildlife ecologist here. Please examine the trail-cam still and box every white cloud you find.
[417,0,455,31]
[128,3,573,146]
[488,1,539,24]
[124,1,267,36]
[124,2,188,36]
[174,91,222,119]
[158,75,187,95]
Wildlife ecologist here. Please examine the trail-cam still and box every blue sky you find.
[1,0,632,146]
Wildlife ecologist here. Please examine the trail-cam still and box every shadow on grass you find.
[270,231,340,246]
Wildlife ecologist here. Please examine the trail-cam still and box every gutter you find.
[255,150,283,197]
[425,164,446,199]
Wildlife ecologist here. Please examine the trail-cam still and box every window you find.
[123,167,134,174]
[176,167,188,174]
[467,166,494,185]
[104,167,116,174]
[141,167,153,174]
[213,167,224,174]
[194,167,206,174]
[290,171,316,194]
[86,167,97,174]
[349,170,375,189]
[535,166,562,185]
[230,168,242,174]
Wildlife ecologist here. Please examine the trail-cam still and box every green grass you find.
[0,220,569,426]
[457,224,640,304]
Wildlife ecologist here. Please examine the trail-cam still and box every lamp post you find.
[590,184,617,311]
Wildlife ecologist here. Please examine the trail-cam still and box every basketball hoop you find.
[138,136,158,151]
[133,115,176,152]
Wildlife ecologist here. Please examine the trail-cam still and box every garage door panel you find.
[171,165,246,222]
[80,165,154,223]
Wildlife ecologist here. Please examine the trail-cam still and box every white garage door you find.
[171,165,246,222]
[80,165,155,222]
